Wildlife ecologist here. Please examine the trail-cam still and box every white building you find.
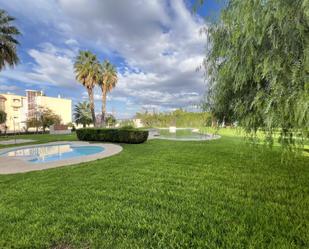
[0,90,72,132]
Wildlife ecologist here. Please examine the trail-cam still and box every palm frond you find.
[0,9,20,70]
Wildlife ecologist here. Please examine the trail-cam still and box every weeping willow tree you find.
[202,0,309,147]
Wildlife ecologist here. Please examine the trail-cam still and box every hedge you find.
[76,128,149,144]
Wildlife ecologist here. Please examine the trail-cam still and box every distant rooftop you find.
[0,90,71,100]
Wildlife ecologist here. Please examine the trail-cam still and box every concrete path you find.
[0,139,36,145]
[0,141,122,174]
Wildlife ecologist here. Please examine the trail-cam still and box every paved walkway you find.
[0,141,122,174]
[0,139,36,145]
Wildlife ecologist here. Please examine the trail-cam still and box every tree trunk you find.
[87,87,96,127]
[101,85,107,127]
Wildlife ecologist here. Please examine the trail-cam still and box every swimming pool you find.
[0,143,104,163]
[149,128,220,141]
[0,142,123,174]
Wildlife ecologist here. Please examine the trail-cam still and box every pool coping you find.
[0,141,123,175]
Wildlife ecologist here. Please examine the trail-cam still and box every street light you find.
[11,116,18,144]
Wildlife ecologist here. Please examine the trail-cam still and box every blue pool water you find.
[1,144,104,163]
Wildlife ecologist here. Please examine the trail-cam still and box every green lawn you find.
[0,132,308,248]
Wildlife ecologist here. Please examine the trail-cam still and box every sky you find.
[0,0,223,119]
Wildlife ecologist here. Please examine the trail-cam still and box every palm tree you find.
[98,60,118,125]
[74,51,100,126]
[74,101,92,128]
[0,9,20,71]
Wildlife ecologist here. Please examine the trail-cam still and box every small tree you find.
[0,110,7,124]
[26,117,42,132]
[40,108,61,132]
[0,110,7,134]
[105,114,116,127]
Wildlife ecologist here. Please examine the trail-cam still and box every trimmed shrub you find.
[120,125,135,130]
[76,128,149,144]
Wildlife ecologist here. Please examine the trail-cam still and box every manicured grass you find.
[0,132,308,248]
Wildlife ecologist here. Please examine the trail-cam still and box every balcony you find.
[11,99,22,108]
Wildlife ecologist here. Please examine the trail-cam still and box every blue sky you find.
[0,0,223,118]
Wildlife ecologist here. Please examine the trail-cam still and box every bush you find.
[76,128,149,144]
[120,125,134,130]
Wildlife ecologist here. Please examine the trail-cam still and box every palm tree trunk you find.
[87,87,96,127]
[101,85,107,126]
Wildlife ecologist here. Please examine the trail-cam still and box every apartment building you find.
[0,93,27,132]
[0,90,72,132]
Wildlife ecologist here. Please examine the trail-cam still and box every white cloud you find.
[65,39,79,46]
[0,84,19,92]
[27,46,75,87]
[1,44,76,88]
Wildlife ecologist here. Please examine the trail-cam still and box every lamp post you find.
[11,116,18,144]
